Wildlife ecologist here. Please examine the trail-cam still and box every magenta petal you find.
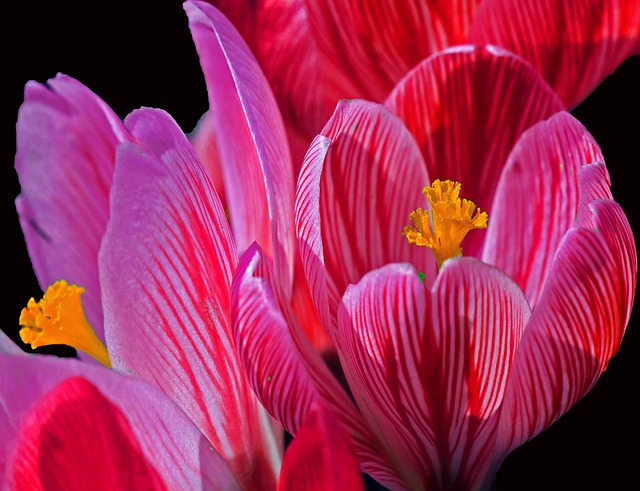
[0,354,240,490]
[496,200,636,464]
[338,260,529,489]
[100,107,279,487]
[467,0,640,108]
[384,46,563,258]
[277,403,365,491]
[185,0,296,293]
[14,74,132,346]
[483,111,605,308]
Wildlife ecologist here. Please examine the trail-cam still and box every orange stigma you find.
[403,179,488,268]
[19,280,111,368]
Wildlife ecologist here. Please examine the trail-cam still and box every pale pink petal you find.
[495,200,636,466]
[0,331,23,355]
[305,0,483,104]
[482,111,605,308]
[384,46,564,258]
[277,403,365,491]
[296,99,434,345]
[338,259,529,489]
[231,243,401,488]
[187,110,227,210]
[14,74,132,347]
[207,0,327,172]
[467,0,640,108]
[185,0,295,293]
[100,108,279,488]
[0,354,239,490]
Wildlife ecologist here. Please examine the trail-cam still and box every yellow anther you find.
[19,280,111,368]
[403,179,488,268]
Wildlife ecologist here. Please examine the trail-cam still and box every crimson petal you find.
[305,0,483,104]
[4,377,167,490]
[0,354,239,490]
[277,403,365,491]
[467,0,640,109]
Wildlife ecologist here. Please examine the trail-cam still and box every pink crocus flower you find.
[0,332,362,490]
[230,46,637,490]
[6,1,332,488]
[9,94,280,488]
[203,0,640,170]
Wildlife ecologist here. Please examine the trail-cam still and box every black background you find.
[3,2,638,490]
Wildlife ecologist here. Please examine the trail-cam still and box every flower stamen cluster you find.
[403,179,488,268]
[19,280,111,368]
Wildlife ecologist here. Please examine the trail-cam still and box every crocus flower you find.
[204,0,640,170]
[11,92,281,487]
[8,1,333,488]
[0,332,362,490]
[230,45,637,490]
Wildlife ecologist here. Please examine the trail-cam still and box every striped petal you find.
[277,403,364,491]
[467,0,640,109]
[231,243,401,488]
[100,108,279,489]
[295,135,334,342]
[482,111,605,308]
[338,259,529,489]
[185,0,295,293]
[304,0,483,104]
[495,199,636,466]
[575,162,614,228]
[231,243,323,435]
[384,46,564,258]
[14,74,132,348]
[0,354,239,490]
[295,99,434,345]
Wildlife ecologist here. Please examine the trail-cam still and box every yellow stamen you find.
[403,179,488,268]
[19,280,111,368]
